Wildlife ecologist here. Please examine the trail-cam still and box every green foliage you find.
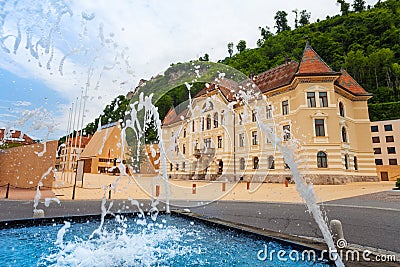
[353,0,366,12]
[368,102,400,121]
[299,10,311,26]
[337,0,351,15]
[396,178,400,188]
[223,0,400,121]
[227,42,233,57]
[236,40,247,53]
[83,95,130,136]
[274,10,291,33]
[0,142,24,150]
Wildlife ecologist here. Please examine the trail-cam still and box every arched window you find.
[239,158,245,170]
[341,127,348,143]
[344,154,349,170]
[339,102,345,117]
[253,157,259,169]
[354,156,358,171]
[206,115,211,130]
[317,151,328,168]
[220,112,225,125]
[214,112,218,128]
[268,156,275,169]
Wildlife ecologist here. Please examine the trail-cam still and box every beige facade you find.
[80,123,125,174]
[370,119,400,181]
[59,135,92,171]
[161,44,378,184]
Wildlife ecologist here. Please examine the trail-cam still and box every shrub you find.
[396,178,400,188]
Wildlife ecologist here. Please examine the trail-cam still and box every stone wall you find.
[0,141,57,188]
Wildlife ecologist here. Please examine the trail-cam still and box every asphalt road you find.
[0,191,399,254]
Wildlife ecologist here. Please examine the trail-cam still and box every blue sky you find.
[0,0,377,140]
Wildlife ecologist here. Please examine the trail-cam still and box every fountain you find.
[0,1,346,266]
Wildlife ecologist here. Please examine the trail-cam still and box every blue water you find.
[0,214,331,266]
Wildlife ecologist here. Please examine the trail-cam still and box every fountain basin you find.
[0,212,333,266]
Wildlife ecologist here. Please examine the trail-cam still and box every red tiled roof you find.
[195,83,237,101]
[67,135,92,148]
[335,68,370,96]
[162,108,189,126]
[297,43,335,74]
[254,61,299,93]
[0,129,35,145]
[162,107,177,125]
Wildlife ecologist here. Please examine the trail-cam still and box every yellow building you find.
[161,43,378,184]
[370,119,400,181]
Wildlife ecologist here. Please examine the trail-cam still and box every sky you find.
[0,0,377,140]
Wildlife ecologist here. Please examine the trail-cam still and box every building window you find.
[370,125,378,132]
[389,159,398,165]
[386,136,394,142]
[239,158,245,170]
[206,115,212,130]
[175,163,179,171]
[307,92,316,107]
[319,92,328,107]
[266,105,272,119]
[341,127,347,142]
[201,117,204,131]
[354,156,358,171]
[375,159,383,165]
[283,125,291,140]
[252,110,257,122]
[374,148,382,154]
[315,119,325,137]
[204,138,212,148]
[253,157,259,169]
[339,102,345,117]
[268,156,275,169]
[192,120,195,132]
[217,136,222,148]
[372,137,380,143]
[282,100,289,115]
[183,128,186,138]
[317,151,328,168]
[252,131,258,145]
[214,112,218,128]
[220,113,225,125]
[388,147,396,154]
[344,154,349,170]
[239,113,243,125]
[239,133,245,147]
[182,144,186,154]
[384,124,393,131]
[182,162,186,171]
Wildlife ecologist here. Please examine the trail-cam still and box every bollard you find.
[246,181,250,190]
[285,179,289,187]
[108,184,112,199]
[33,209,45,218]
[330,219,345,246]
[72,183,76,200]
[222,182,226,192]
[155,185,160,197]
[192,183,196,194]
[5,183,10,199]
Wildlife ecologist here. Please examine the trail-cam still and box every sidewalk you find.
[49,172,395,203]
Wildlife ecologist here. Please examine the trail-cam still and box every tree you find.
[299,10,311,26]
[227,42,234,57]
[236,40,247,53]
[257,26,273,47]
[199,53,209,61]
[337,0,350,15]
[292,9,299,28]
[353,0,366,12]
[274,11,291,33]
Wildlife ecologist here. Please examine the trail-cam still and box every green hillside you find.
[222,0,400,121]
